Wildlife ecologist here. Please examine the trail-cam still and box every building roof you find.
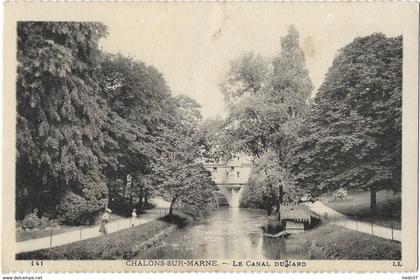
[203,154,252,167]
[280,204,311,222]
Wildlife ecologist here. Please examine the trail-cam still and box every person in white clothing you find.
[99,208,112,234]
[130,208,137,227]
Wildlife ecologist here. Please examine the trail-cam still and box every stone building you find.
[204,155,252,207]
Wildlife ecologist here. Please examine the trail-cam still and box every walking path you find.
[16,209,165,254]
[308,201,401,242]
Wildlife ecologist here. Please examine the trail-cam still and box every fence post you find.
[50,229,53,248]
[391,224,394,241]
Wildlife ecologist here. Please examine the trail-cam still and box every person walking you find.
[99,208,111,234]
[130,208,137,227]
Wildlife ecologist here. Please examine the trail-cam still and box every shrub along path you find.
[15,209,165,254]
[308,201,401,242]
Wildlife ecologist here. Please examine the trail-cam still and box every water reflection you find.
[136,208,312,260]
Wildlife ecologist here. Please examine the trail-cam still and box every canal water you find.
[136,208,316,259]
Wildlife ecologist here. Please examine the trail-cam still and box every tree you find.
[220,52,269,103]
[98,54,172,211]
[16,22,108,223]
[220,52,273,158]
[221,26,313,210]
[242,150,299,215]
[289,33,402,216]
[270,25,312,117]
[221,26,312,159]
[15,22,217,224]
[196,117,239,162]
[269,25,313,163]
[153,95,217,215]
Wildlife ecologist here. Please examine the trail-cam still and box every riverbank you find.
[131,212,400,260]
[16,208,401,260]
[293,223,401,260]
[319,190,401,229]
[16,212,195,260]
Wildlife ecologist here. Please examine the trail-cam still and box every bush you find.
[39,216,50,230]
[334,188,349,201]
[20,209,60,231]
[49,219,59,228]
[21,209,42,230]
[56,192,100,225]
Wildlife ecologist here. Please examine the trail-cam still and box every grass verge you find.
[293,222,401,260]
[319,190,401,229]
[16,213,191,260]
[16,213,129,242]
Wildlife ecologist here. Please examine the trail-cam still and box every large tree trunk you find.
[122,184,127,202]
[144,189,149,205]
[128,177,134,208]
[169,196,177,216]
[265,196,272,216]
[266,206,272,216]
[137,184,144,211]
[275,199,280,214]
[370,187,377,217]
[265,182,273,216]
[129,194,133,208]
[277,184,283,221]
[276,184,283,212]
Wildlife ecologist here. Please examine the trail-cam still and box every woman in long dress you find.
[130,208,137,227]
[99,209,111,234]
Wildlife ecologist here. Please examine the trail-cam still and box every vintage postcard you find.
[2,1,419,273]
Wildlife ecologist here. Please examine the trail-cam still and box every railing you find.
[309,209,400,242]
[16,207,172,253]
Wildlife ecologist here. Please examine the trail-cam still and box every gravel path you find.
[308,201,401,241]
[16,210,164,253]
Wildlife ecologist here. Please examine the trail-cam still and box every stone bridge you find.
[204,156,252,207]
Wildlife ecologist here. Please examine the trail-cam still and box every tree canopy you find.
[16,22,109,223]
[289,33,402,214]
[220,26,313,211]
[152,95,217,215]
[98,54,173,211]
[16,22,403,223]
[16,22,216,224]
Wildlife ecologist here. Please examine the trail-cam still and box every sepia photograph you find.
[2,1,418,273]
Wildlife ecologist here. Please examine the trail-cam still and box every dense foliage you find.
[16,22,215,224]
[16,22,109,223]
[219,29,402,217]
[98,54,173,212]
[240,150,300,213]
[15,22,403,224]
[289,34,402,214]
[153,95,217,215]
[220,26,313,212]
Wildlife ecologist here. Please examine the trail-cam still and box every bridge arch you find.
[213,191,229,207]
[204,155,252,208]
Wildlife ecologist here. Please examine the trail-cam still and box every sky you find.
[99,3,408,119]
